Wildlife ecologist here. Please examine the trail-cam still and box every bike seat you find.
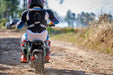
[32,40,44,43]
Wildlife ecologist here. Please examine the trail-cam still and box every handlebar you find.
[47,24,55,27]
[47,21,55,27]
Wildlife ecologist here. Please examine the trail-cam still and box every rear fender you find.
[32,49,43,56]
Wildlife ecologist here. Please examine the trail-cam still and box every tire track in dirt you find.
[0,30,113,75]
[50,40,113,75]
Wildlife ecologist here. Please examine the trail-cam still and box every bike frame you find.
[25,41,47,62]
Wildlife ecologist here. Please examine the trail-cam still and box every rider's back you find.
[26,9,47,33]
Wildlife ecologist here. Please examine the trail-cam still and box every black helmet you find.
[28,0,44,9]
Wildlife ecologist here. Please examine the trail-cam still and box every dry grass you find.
[84,22,113,54]
[50,22,113,55]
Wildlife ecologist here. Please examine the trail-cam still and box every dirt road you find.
[0,30,113,75]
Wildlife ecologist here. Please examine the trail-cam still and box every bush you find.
[49,24,113,55]
[47,27,62,35]
[60,28,75,33]
[0,18,7,28]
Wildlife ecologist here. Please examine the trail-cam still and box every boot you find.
[45,53,50,62]
[45,40,51,62]
[20,52,27,63]
[20,40,27,63]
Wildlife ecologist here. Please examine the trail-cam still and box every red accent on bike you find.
[50,21,54,24]
[31,56,35,61]
[21,52,23,55]
[47,40,49,42]
[46,53,49,56]
[45,53,50,62]
[47,40,51,46]
[22,40,27,42]
[48,43,50,46]
[45,56,50,60]
[21,44,24,47]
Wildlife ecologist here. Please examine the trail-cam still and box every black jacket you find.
[17,8,59,33]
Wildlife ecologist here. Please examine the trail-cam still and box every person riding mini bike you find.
[16,0,59,63]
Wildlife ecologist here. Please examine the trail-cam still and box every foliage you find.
[0,0,20,20]
[65,10,76,27]
[49,22,113,55]
[47,27,62,35]
[98,14,112,23]
[60,28,75,33]
[47,27,76,36]
[0,18,7,28]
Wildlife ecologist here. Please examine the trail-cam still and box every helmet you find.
[28,0,44,9]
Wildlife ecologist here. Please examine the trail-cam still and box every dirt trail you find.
[0,30,113,75]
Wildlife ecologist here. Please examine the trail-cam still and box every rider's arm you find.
[16,10,28,29]
[46,10,59,24]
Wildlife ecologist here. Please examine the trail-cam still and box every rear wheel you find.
[34,53,44,73]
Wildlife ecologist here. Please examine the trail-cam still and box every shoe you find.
[45,54,50,62]
[31,56,35,62]
[20,55,27,63]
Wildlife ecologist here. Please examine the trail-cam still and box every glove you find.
[16,20,25,29]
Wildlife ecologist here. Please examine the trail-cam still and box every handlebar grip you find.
[50,24,55,26]
[48,24,55,27]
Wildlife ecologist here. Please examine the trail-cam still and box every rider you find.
[16,0,59,63]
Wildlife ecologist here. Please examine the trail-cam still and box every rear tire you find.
[34,53,44,73]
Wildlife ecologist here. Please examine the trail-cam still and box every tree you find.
[60,0,64,4]
[0,0,20,20]
[23,0,27,10]
[65,10,76,27]
[45,0,49,9]
[9,0,20,18]
[0,0,7,18]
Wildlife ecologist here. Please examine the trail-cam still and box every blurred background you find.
[0,0,113,29]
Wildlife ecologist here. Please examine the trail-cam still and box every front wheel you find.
[34,52,44,73]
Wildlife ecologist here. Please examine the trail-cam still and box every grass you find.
[51,32,77,42]
[48,22,113,55]
[0,18,7,29]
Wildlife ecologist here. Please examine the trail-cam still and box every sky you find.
[21,0,113,16]
[47,0,113,16]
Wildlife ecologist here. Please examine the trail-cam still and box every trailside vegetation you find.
[48,16,113,55]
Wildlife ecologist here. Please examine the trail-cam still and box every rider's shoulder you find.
[46,9,53,13]
[45,9,54,17]
[22,10,28,15]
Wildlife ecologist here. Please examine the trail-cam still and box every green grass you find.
[51,32,77,42]
[48,27,113,55]
[0,18,7,29]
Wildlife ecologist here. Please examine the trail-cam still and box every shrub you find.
[60,28,75,33]
[0,18,7,28]
[47,27,62,35]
